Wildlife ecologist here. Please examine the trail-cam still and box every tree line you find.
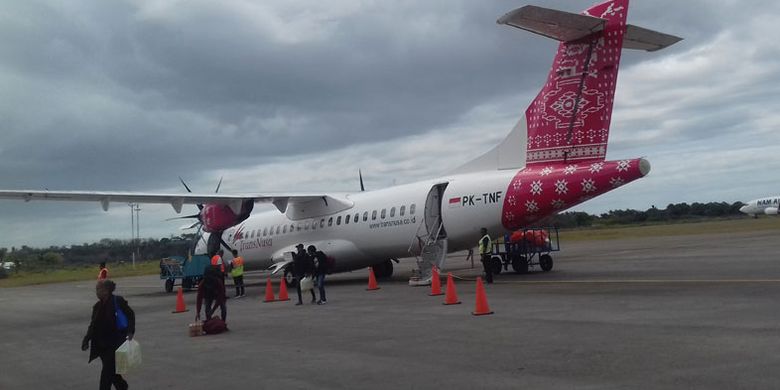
[0,234,198,277]
[539,201,746,228]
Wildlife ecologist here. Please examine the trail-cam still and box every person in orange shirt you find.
[230,249,245,298]
[97,262,108,280]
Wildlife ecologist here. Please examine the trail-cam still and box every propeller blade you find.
[359,169,365,191]
[165,213,201,222]
[178,176,193,193]
[178,176,203,211]
[179,221,201,230]
[215,176,223,194]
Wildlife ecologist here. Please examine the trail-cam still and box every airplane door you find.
[424,183,448,238]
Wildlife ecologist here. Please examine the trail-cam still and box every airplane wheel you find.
[540,254,553,272]
[511,255,528,274]
[164,278,174,293]
[491,256,503,275]
[284,268,296,287]
[374,260,393,279]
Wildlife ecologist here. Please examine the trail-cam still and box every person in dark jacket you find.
[292,243,316,305]
[82,279,135,390]
[308,245,329,305]
[196,265,227,322]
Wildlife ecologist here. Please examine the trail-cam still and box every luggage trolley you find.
[159,255,211,293]
[490,227,560,274]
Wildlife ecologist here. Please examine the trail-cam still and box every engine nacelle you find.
[764,207,778,215]
[201,200,254,232]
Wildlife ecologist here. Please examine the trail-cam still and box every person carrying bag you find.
[82,279,136,390]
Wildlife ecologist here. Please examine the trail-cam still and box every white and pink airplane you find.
[0,0,680,282]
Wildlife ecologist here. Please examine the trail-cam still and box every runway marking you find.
[495,279,780,284]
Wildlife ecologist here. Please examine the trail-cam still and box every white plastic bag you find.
[299,276,314,292]
[115,339,142,374]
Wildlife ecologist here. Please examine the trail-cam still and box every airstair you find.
[408,183,448,286]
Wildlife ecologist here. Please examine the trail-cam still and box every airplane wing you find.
[0,190,352,215]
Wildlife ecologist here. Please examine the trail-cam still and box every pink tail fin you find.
[523,0,628,166]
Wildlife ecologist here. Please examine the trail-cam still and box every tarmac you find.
[2,230,780,389]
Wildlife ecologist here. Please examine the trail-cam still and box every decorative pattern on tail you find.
[525,0,628,165]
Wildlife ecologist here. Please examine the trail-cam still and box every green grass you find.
[0,261,161,288]
[559,217,780,242]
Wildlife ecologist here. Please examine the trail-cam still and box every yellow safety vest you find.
[478,234,492,255]
[230,257,244,277]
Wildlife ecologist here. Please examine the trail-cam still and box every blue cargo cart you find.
[489,227,560,274]
[159,255,211,293]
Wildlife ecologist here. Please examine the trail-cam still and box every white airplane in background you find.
[739,196,780,217]
[0,0,681,282]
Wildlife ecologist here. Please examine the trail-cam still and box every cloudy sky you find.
[1,0,779,248]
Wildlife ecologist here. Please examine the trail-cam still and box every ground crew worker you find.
[210,250,225,274]
[478,228,493,284]
[210,249,228,299]
[97,261,108,280]
[230,249,245,298]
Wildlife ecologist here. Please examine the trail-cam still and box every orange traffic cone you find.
[278,278,291,301]
[472,277,494,316]
[429,266,443,296]
[443,272,461,305]
[367,267,380,291]
[263,278,276,302]
[172,286,188,313]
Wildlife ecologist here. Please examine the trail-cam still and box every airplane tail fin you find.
[500,0,679,166]
[452,0,680,174]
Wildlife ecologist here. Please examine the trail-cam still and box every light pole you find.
[128,203,135,268]
[134,204,141,266]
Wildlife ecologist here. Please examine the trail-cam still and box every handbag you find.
[115,339,142,374]
[299,276,314,292]
[114,296,129,331]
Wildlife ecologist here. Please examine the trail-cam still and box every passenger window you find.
[345,214,350,225]
[390,207,396,217]
[320,219,325,228]
[296,224,301,232]
[336,216,342,225]
[291,224,295,232]
[250,230,255,238]
[304,221,310,230]
[371,210,377,220]
[400,205,406,216]
[312,220,316,230]
[410,204,416,215]
[354,213,359,223]
[328,217,333,227]
[276,226,280,235]
[283,225,287,234]
[381,209,386,219]
[363,212,368,221]
[269,226,274,236]
[263,227,268,236]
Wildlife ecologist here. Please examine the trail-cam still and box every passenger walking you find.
[478,228,493,284]
[82,279,135,390]
[293,243,316,305]
[308,245,329,304]
[97,261,109,280]
[196,265,227,323]
[230,249,245,298]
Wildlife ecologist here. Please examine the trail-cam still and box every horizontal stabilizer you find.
[623,24,682,51]
[497,5,605,42]
[498,5,682,51]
